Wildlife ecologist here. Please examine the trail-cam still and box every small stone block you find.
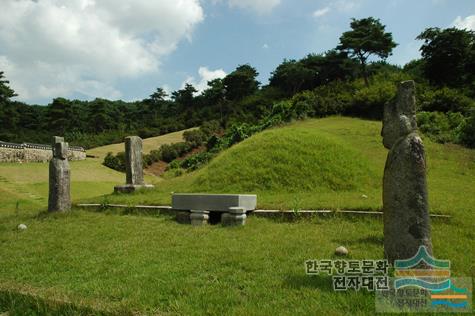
[176,211,191,224]
[228,207,246,214]
[221,211,246,227]
[221,213,233,226]
[190,210,209,226]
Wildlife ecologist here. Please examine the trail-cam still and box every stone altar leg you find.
[176,211,191,224]
[190,210,209,226]
[221,207,246,226]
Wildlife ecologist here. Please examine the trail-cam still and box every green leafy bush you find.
[103,151,125,172]
[459,110,475,148]
[419,87,475,114]
[180,152,215,171]
[159,144,179,163]
[160,142,192,163]
[351,80,396,119]
[417,111,465,143]
[166,159,181,170]
[183,130,207,148]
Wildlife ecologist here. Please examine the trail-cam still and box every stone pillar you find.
[190,210,209,226]
[48,136,71,212]
[125,136,144,185]
[114,136,154,193]
[382,80,432,264]
[221,207,247,226]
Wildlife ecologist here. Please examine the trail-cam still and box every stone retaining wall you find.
[0,141,86,163]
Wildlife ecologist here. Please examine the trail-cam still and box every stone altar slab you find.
[171,193,257,212]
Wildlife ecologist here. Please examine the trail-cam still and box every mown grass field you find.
[0,128,191,213]
[0,117,474,315]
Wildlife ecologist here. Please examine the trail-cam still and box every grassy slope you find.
[103,117,475,217]
[0,117,474,315]
[87,128,195,159]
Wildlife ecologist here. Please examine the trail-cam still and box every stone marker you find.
[335,246,348,256]
[48,136,71,212]
[17,224,27,230]
[382,80,432,264]
[114,136,154,193]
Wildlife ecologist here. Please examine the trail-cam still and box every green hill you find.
[103,116,475,216]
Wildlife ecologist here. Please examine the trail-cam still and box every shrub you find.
[351,80,396,119]
[142,154,153,167]
[419,87,475,114]
[137,127,160,139]
[160,144,179,163]
[310,81,354,116]
[180,152,215,171]
[290,91,315,119]
[103,151,125,172]
[200,120,221,137]
[417,111,465,143]
[183,129,207,148]
[166,159,181,170]
[149,149,162,163]
[459,110,475,148]
[159,142,192,163]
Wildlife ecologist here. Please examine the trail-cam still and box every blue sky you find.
[0,0,474,105]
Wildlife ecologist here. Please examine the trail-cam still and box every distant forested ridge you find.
[0,18,474,149]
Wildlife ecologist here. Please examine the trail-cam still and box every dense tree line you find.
[0,17,474,150]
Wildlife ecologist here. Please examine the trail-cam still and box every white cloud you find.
[313,7,331,18]
[0,0,204,102]
[333,0,359,13]
[227,0,281,14]
[452,15,475,31]
[312,1,359,20]
[262,43,269,49]
[182,67,227,94]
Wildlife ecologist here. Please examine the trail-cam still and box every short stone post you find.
[222,207,247,226]
[48,136,71,212]
[382,80,432,264]
[176,211,191,224]
[114,136,154,193]
[190,210,209,226]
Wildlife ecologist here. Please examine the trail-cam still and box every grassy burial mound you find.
[190,124,377,193]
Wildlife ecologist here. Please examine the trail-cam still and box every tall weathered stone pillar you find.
[381,80,432,264]
[114,136,154,193]
[48,136,71,212]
